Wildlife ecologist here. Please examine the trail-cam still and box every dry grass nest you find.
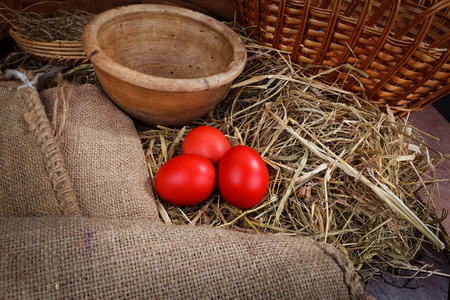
[1,16,447,280]
[139,29,448,279]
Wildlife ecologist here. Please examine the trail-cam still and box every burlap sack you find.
[0,217,371,299]
[39,83,159,221]
[0,81,81,217]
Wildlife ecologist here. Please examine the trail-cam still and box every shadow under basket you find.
[233,0,450,117]
[9,27,89,66]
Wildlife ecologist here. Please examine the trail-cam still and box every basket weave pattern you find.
[9,28,89,66]
[234,0,450,116]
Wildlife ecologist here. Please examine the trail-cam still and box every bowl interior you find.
[96,10,234,79]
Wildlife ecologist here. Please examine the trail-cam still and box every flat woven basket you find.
[233,0,450,116]
[9,27,89,66]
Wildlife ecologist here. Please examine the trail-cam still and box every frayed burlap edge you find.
[316,242,375,300]
[22,84,81,216]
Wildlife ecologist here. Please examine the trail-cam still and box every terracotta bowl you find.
[82,4,247,127]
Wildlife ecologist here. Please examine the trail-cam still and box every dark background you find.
[433,94,450,122]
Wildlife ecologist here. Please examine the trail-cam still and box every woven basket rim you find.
[9,27,83,47]
[9,27,88,65]
[232,0,450,117]
[18,46,87,57]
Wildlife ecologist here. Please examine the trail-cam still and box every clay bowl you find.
[82,4,247,127]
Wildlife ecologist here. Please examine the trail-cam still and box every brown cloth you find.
[0,217,371,299]
[0,81,81,217]
[39,83,160,221]
[0,80,159,221]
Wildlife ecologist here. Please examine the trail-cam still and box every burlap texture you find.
[0,217,370,299]
[39,83,159,221]
[0,81,81,217]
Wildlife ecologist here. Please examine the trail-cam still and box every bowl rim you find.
[82,4,247,93]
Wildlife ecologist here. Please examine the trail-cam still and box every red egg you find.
[154,154,216,206]
[182,126,230,167]
[218,145,269,209]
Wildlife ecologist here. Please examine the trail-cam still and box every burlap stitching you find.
[23,86,82,216]
[51,76,71,139]
[39,83,160,221]
[316,242,375,300]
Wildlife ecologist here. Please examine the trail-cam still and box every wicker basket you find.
[9,27,89,66]
[233,0,450,116]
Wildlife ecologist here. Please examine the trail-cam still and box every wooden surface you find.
[409,103,450,234]
[367,240,450,299]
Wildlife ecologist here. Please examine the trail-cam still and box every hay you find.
[0,51,97,87]
[0,3,96,86]
[1,13,447,279]
[139,32,448,279]
[0,4,95,43]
